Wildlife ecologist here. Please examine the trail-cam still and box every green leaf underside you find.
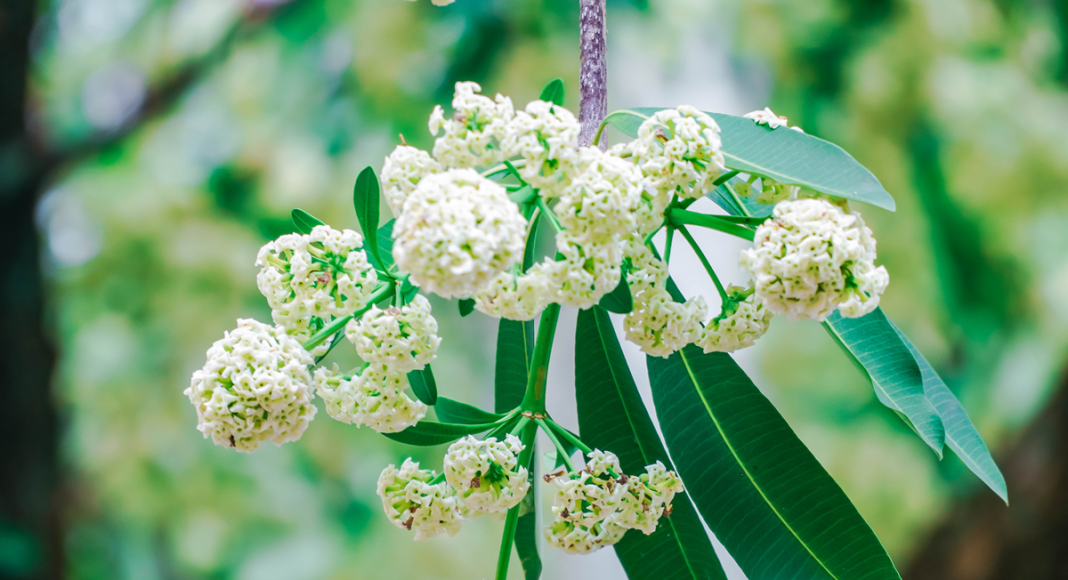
[291,208,324,235]
[648,345,901,580]
[576,308,726,580]
[888,321,1008,503]
[459,298,476,317]
[495,319,535,414]
[382,419,498,447]
[598,266,634,313]
[825,310,946,457]
[708,181,775,219]
[539,78,565,107]
[603,109,895,211]
[434,396,504,425]
[354,166,384,269]
[407,366,438,406]
[376,219,396,271]
[515,445,542,579]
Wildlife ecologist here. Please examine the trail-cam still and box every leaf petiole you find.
[536,418,576,473]
[676,225,729,303]
[301,283,393,350]
[666,208,756,241]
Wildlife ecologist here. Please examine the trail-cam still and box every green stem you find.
[535,197,563,233]
[666,208,756,241]
[537,418,576,472]
[301,283,392,350]
[503,160,527,185]
[520,303,561,414]
[664,226,675,264]
[713,169,741,187]
[494,419,537,580]
[725,183,753,218]
[676,225,728,303]
[547,420,593,455]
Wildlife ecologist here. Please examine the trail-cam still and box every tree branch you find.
[578,0,607,149]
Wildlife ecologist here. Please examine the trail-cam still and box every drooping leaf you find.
[407,365,438,406]
[354,166,385,268]
[291,208,325,235]
[576,307,726,580]
[889,320,1008,503]
[495,319,534,413]
[459,298,476,317]
[603,108,895,211]
[825,309,946,457]
[434,396,504,425]
[648,345,901,580]
[382,419,499,447]
[539,78,565,106]
[598,260,633,314]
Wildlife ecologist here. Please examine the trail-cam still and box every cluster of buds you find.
[544,451,684,554]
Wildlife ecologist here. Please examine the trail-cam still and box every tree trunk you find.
[578,0,607,149]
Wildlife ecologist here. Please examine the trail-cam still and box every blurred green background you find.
[3,0,1068,578]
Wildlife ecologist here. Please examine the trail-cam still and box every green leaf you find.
[707,181,775,220]
[291,208,325,235]
[538,78,565,106]
[434,396,504,425]
[597,260,634,314]
[648,345,901,580]
[407,364,438,406]
[514,443,542,580]
[459,298,476,317]
[382,419,499,447]
[825,309,946,457]
[494,319,535,414]
[354,166,385,268]
[889,321,1008,503]
[605,108,896,211]
[376,218,396,271]
[576,307,727,580]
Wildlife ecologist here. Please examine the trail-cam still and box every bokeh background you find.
[3,0,1068,578]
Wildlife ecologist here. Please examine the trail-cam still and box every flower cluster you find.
[628,106,727,200]
[622,240,707,357]
[184,319,317,452]
[313,364,427,433]
[544,451,685,554]
[740,198,889,321]
[346,295,441,373]
[377,458,464,540]
[695,285,773,353]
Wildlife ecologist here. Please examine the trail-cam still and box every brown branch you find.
[578,0,607,149]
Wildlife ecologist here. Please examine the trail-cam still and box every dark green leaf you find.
[515,443,542,579]
[459,298,476,317]
[598,261,633,314]
[401,276,419,303]
[889,321,1008,503]
[353,166,385,269]
[291,208,325,235]
[495,319,534,414]
[825,309,946,457]
[538,78,565,106]
[649,345,901,580]
[382,419,498,447]
[407,364,437,406]
[576,307,726,580]
[434,396,504,425]
[606,108,896,211]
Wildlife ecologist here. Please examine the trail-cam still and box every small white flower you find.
[256,225,378,334]
[429,82,514,169]
[545,518,627,554]
[381,145,442,216]
[377,458,464,540]
[621,240,706,357]
[613,462,685,535]
[696,285,773,353]
[740,198,889,321]
[543,237,623,309]
[392,169,527,299]
[443,435,530,515]
[555,147,643,246]
[744,107,790,129]
[346,295,441,373]
[735,178,800,205]
[501,99,580,190]
[314,364,427,433]
[546,450,625,528]
[473,267,554,321]
[630,106,727,201]
[184,319,316,452]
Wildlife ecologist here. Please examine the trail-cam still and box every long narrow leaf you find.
[888,321,1008,503]
[435,396,504,425]
[576,307,726,580]
[407,365,438,406]
[495,319,534,413]
[354,166,384,268]
[825,309,946,457]
[291,208,325,234]
[514,439,542,579]
[382,419,499,447]
[649,346,901,580]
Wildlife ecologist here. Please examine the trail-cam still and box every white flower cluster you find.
[313,364,427,433]
[393,169,528,299]
[501,99,581,189]
[381,145,441,216]
[184,319,317,452]
[429,81,514,169]
[740,198,889,321]
[443,435,530,515]
[256,225,378,353]
[544,451,685,554]
[627,106,727,200]
[346,295,441,373]
[377,458,464,541]
[695,285,773,354]
[622,240,707,358]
